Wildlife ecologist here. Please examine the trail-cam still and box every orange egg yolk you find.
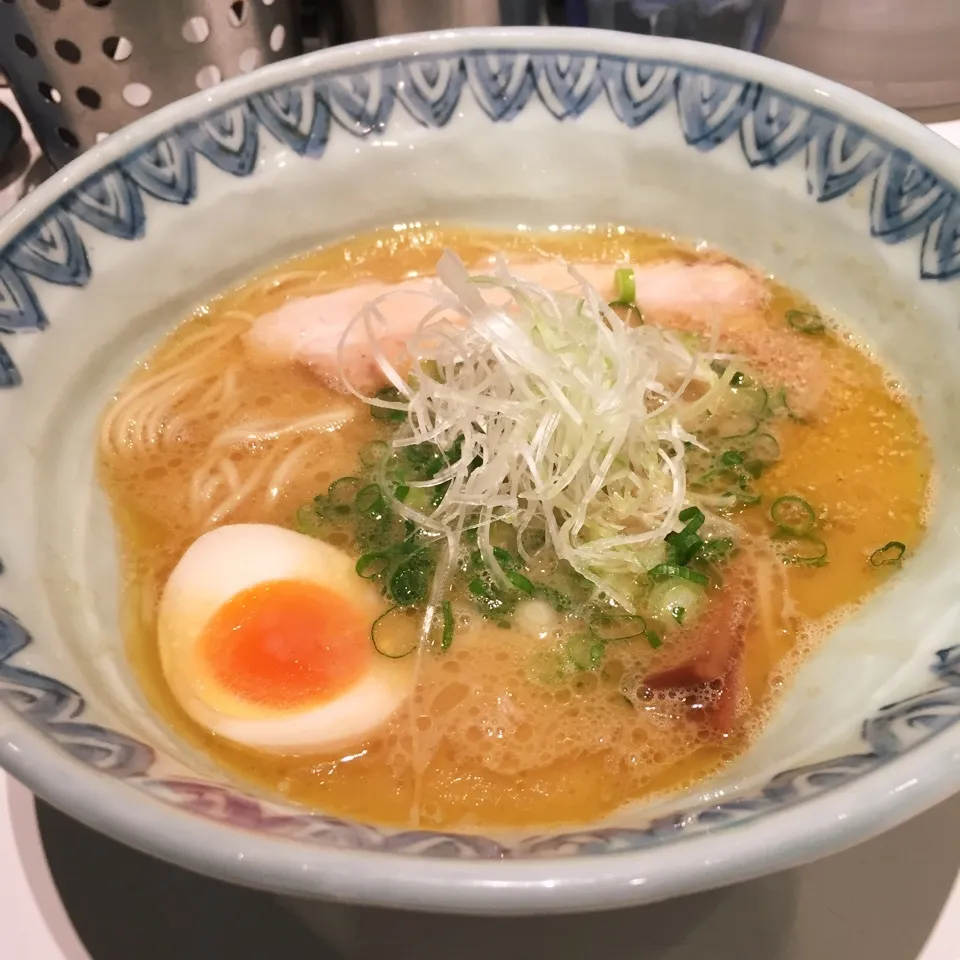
[198,579,372,710]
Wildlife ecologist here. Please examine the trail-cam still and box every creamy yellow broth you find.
[98,226,931,830]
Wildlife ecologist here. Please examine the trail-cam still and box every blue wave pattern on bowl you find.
[1,48,959,857]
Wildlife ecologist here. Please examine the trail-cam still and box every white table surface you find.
[1,101,960,960]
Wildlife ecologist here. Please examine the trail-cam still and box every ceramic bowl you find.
[2,27,960,916]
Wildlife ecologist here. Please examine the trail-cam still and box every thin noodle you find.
[267,440,320,499]
[205,456,276,527]
[99,320,248,456]
[211,409,354,449]
[241,271,332,300]
[189,437,324,528]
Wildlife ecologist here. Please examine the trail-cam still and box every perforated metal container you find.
[0,0,300,169]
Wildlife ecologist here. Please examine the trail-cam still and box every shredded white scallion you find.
[338,251,736,611]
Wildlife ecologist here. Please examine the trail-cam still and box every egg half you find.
[158,523,413,753]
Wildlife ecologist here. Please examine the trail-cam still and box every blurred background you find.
[1,0,959,195]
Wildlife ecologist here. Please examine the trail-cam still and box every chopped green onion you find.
[870,541,906,567]
[468,575,513,619]
[328,476,362,503]
[356,512,408,551]
[505,570,535,594]
[731,384,768,417]
[775,535,828,566]
[591,613,646,642]
[371,606,419,658]
[779,387,806,423]
[752,432,780,464]
[608,300,644,324]
[383,451,413,485]
[326,477,362,515]
[786,309,825,335]
[405,442,444,474]
[355,483,386,517]
[699,537,735,562]
[711,362,747,387]
[665,506,706,566]
[408,546,435,568]
[566,633,604,671]
[445,434,465,465]
[678,505,705,532]
[614,267,636,303]
[483,545,534,594]
[646,630,663,649]
[440,599,455,650]
[388,562,429,606]
[416,358,442,383]
[385,530,419,555]
[704,490,739,511]
[370,386,407,422]
[718,414,760,439]
[295,503,324,537]
[648,577,705,626]
[666,530,702,566]
[770,495,816,536]
[493,546,520,571]
[534,583,572,612]
[356,552,391,580]
[718,453,763,490]
[648,564,709,586]
[359,440,389,468]
[767,386,806,422]
[397,485,435,513]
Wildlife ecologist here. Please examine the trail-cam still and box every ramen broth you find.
[98,226,931,829]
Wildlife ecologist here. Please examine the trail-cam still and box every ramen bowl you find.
[2,27,960,915]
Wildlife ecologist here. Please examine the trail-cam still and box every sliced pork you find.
[242,258,771,394]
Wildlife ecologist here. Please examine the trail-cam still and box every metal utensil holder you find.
[0,0,301,170]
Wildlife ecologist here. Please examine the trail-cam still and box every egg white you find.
[157,523,413,754]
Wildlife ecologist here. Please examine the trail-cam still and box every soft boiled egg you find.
[157,523,413,753]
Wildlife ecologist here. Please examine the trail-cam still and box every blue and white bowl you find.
[2,27,960,914]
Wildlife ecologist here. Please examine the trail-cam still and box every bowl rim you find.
[3,25,960,913]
